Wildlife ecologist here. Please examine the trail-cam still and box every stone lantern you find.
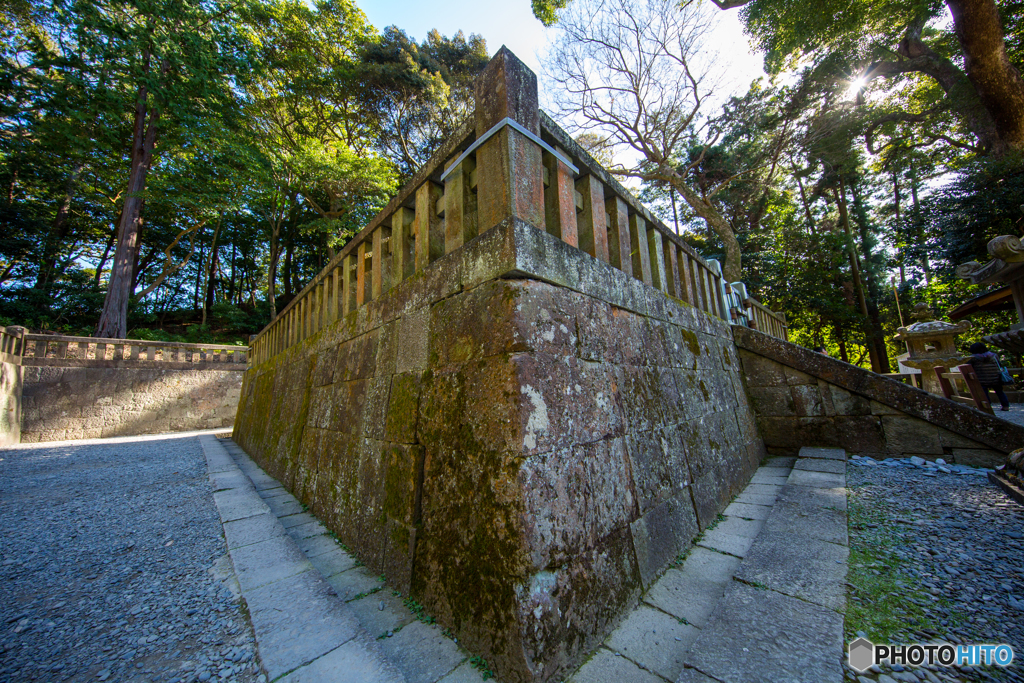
[893,303,972,395]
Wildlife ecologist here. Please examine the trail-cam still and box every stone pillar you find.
[474,47,545,233]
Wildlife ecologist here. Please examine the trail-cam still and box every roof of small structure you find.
[948,286,1014,321]
[957,235,1024,285]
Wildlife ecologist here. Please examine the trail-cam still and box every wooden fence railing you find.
[0,326,25,365]
[246,48,787,367]
[21,334,247,367]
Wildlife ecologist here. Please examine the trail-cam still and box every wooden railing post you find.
[373,226,392,299]
[629,213,653,285]
[605,196,633,277]
[647,226,667,293]
[415,182,444,272]
[575,175,609,263]
[543,148,578,247]
[474,47,545,233]
[444,158,477,253]
[393,207,415,283]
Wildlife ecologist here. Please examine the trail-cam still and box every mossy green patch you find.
[845,492,962,643]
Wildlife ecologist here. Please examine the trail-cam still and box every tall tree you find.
[73,0,255,337]
[546,0,748,280]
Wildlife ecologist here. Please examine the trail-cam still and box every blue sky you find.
[357,0,767,101]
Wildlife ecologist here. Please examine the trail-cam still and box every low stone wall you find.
[234,218,764,683]
[20,361,243,443]
[734,326,1024,467]
[1,358,21,447]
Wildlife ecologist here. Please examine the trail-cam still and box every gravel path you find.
[845,458,1024,683]
[0,436,261,683]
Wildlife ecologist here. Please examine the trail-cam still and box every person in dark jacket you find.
[968,342,1010,411]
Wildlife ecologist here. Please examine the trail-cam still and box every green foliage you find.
[0,0,485,337]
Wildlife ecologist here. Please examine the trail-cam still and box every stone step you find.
[215,438,489,683]
[679,450,848,683]
[567,456,795,682]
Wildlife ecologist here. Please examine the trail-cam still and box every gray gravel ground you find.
[844,458,1024,683]
[0,436,262,683]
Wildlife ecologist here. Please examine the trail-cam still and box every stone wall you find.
[734,326,1024,467]
[0,357,21,447]
[21,363,243,443]
[234,218,764,683]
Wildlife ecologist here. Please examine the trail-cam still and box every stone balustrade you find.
[22,334,247,368]
[247,53,785,368]
[0,325,25,366]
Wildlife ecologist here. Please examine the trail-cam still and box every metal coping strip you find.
[439,117,579,182]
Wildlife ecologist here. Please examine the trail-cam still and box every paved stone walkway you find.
[0,430,261,683]
[568,447,848,683]
[210,436,490,683]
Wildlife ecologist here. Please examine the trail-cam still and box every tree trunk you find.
[908,158,931,284]
[36,163,83,295]
[669,176,742,281]
[834,181,880,372]
[95,79,160,339]
[202,222,221,326]
[94,221,118,289]
[946,0,1024,154]
[850,178,892,373]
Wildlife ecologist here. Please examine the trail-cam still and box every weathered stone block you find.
[834,415,885,453]
[396,307,430,374]
[630,492,699,589]
[738,351,785,387]
[385,373,422,444]
[756,416,838,450]
[881,415,942,455]
[791,384,824,417]
[518,437,635,568]
[383,444,424,526]
[748,386,796,417]
[951,448,1004,468]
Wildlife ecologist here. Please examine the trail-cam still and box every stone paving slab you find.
[436,661,490,683]
[722,501,772,520]
[310,547,360,577]
[245,568,362,680]
[377,621,465,683]
[289,519,329,539]
[764,493,849,546]
[696,529,756,558]
[761,456,796,468]
[213,488,272,523]
[731,491,777,506]
[735,527,847,611]
[280,512,316,529]
[199,436,405,683]
[568,648,664,683]
[605,605,699,680]
[230,534,314,592]
[788,469,844,489]
[750,470,790,485]
[348,592,416,638]
[643,568,729,628]
[277,636,406,683]
[223,511,288,550]
[296,532,345,559]
[798,446,846,460]
[327,568,386,599]
[682,582,843,683]
[675,546,742,585]
[267,495,304,517]
[794,458,846,474]
[775,483,847,511]
[677,667,720,682]
[211,468,253,492]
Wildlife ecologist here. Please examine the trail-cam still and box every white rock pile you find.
[849,455,992,477]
